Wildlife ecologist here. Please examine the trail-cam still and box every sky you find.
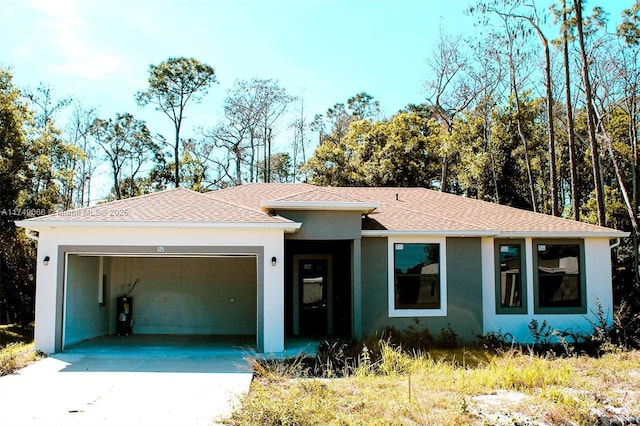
[0,0,631,201]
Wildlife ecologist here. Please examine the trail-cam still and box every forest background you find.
[1,0,640,332]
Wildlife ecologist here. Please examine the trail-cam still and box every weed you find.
[439,323,458,349]
[0,342,39,376]
[528,319,554,348]
[611,299,640,349]
[477,329,515,352]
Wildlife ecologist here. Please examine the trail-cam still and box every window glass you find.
[394,243,440,309]
[499,244,522,308]
[537,244,581,308]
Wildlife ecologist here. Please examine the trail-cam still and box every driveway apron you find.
[0,336,254,426]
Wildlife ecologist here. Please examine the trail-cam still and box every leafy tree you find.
[136,57,217,188]
[181,138,226,191]
[346,92,380,121]
[303,112,441,188]
[0,68,35,324]
[258,152,292,183]
[301,122,359,186]
[618,0,640,45]
[22,83,82,214]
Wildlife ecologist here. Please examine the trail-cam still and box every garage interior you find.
[63,254,257,350]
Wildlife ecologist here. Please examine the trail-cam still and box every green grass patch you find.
[0,325,33,347]
[0,324,41,376]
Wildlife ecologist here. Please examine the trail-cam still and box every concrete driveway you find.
[0,335,257,426]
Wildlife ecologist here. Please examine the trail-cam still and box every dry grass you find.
[226,348,640,426]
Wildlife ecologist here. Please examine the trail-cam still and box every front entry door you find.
[297,257,331,336]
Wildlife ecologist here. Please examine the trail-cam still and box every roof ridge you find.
[266,185,324,202]
[205,193,294,223]
[313,186,370,203]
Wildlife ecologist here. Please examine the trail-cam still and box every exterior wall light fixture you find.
[43,256,50,266]
[271,256,277,266]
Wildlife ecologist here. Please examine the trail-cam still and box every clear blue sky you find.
[0,0,631,200]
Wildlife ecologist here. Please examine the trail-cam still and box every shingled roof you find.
[207,183,626,237]
[17,187,296,229]
[17,184,627,237]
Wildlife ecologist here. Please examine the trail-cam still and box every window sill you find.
[389,307,447,317]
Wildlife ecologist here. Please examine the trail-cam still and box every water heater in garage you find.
[116,296,133,335]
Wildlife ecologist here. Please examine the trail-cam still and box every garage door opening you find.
[63,254,258,350]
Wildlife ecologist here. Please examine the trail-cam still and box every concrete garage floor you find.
[0,335,318,426]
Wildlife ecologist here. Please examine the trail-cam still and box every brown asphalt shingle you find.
[21,183,625,236]
[27,187,291,224]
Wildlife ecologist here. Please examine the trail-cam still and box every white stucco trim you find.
[387,236,447,318]
[16,220,302,233]
[481,237,615,342]
[31,226,287,354]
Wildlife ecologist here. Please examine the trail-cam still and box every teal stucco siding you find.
[360,237,483,343]
[280,210,362,240]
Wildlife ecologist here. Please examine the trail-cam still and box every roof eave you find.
[361,229,629,238]
[361,230,497,237]
[496,231,630,239]
[15,220,302,233]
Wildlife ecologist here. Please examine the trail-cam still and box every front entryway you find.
[295,256,331,336]
[285,240,352,339]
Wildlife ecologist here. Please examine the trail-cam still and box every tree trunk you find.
[541,35,558,216]
[174,127,180,188]
[563,0,580,221]
[575,0,606,226]
[598,119,640,235]
[441,155,449,193]
[506,29,537,212]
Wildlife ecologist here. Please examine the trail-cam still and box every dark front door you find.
[299,259,328,335]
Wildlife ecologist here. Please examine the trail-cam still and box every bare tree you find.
[555,0,581,220]
[290,95,310,183]
[511,1,560,216]
[220,78,294,183]
[66,102,99,207]
[474,1,539,211]
[91,113,157,200]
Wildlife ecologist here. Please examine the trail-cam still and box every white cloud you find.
[29,0,125,81]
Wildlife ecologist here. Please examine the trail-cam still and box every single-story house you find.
[16,183,628,354]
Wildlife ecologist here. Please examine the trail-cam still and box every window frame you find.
[494,239,527,314]
[388,236,447,317]
[533,239,586,314]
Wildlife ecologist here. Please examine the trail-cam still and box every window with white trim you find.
[389,237,446,317]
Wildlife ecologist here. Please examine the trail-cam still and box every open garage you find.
[64,254,258,348]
